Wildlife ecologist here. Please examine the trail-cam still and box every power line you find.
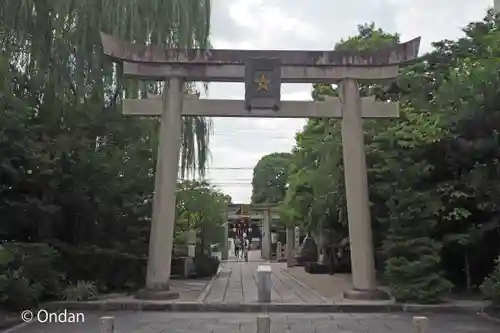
[206,167,254,170]
[212,130,298,135]
[211,183,253,185]
[212,135,292,139]
[210,130,299,139]
[206,178,252,180]
[209,180,252,183]
[206,166,293,170]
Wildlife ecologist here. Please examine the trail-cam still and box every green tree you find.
[0,0,212,176]
[278,13,500,302]
[280,23,400,236]
[251,153,292,204]
[0,0,218,298]
[279,22,457,302]
[176,181,229,255]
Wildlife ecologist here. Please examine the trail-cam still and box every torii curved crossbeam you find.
[100,32,420,66]
[99,32,420,83]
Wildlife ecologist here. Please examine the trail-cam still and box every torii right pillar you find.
[340,78,389,300]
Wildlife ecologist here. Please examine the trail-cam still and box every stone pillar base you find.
[343,288,391,301]
[135,288,179,300]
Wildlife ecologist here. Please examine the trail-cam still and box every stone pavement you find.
[225,248,265,262]
[7,312,500,333]
[201,251,326,304]
[283,268,354,302]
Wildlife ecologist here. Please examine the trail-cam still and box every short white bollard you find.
[412,316,429,333]
[257,315,271,333]
[257,265,272,303]
[188,244,196,257]
[276,242,283,261]
[100,316,114,333]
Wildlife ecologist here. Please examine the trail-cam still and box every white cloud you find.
[205,0,495,202]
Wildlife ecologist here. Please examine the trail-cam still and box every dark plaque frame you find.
[244,58,281,111]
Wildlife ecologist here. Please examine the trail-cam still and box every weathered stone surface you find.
[100,32,420,66]
[135,288,179,300]
[200,251,325,304]
[122,95,399,119]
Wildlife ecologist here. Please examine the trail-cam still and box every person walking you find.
[234,236,241,259]
[243,237,249,262]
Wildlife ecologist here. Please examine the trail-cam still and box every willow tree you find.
[0,0,212,176]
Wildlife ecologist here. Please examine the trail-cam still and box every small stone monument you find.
[187,229,196,258]
[276,242,283,261]
[257,265,272,302]
[294,226,300,254]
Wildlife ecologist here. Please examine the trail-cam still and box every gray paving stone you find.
[336,320,364,331]
[201,251,325,304]
[5,311,500,333]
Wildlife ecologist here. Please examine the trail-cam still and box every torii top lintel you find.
[100,32,420,83]
[101,32,420,66]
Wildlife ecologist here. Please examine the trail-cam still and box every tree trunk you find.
[464,250,471,290]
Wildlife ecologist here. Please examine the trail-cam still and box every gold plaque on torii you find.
[245,57,281,111]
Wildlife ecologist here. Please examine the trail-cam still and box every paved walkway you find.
[8,312,500,333]
[225,248,265,262]
[201,250,325,304]
[283,267,354,302]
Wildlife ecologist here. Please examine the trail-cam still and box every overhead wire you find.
[176,130,297,190]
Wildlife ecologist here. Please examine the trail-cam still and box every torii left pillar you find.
[261,209,272,260]
[135,77,183,300]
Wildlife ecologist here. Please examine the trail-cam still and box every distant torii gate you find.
[100,33,420,300]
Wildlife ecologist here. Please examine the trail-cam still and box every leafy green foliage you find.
[275,14,500,303]
[0,0,213,177]
[54,244,146,292]
[251,153,292,204]
[0,244,62,310]
[481,256,500,304]
[0,0,222,307]
[176,181,230,256]
[59,281,98,301]
[193,255,220,278]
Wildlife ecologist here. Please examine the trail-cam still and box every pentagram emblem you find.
[254,72,270,92]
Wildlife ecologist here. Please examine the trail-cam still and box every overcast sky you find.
[199,0,494,203]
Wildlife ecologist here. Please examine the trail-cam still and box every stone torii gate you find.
[100,33,420,300]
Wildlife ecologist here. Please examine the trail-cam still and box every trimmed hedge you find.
[53,243,146,292]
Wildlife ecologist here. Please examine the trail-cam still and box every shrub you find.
[383,190,453,303]
[0,243,62,310]
[304,262,329,274]
[54,244,146,292]
[59,281,98,301]
[481,256,500,304]
[193,255,219,278]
